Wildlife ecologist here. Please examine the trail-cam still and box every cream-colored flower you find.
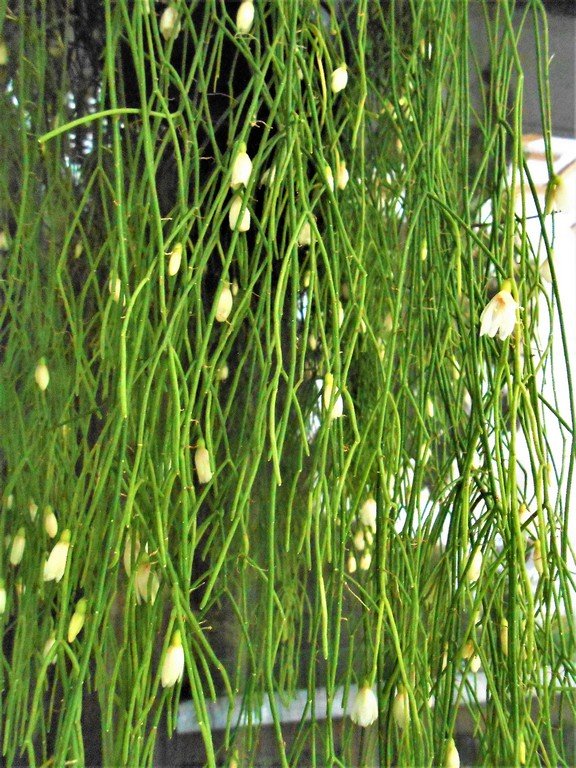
[229,194,251,232]
[360,498,377,532]
[43,530,71,582]
[195,441,213,484]
[350,685,378,727]
[323,373,343,420]
[10,528,26,566]
[135,558,160,605]
[324,165,335,192]
[359,551,372,571]
[466,547,482,583]
[445,738,460,768]
[161,630,185,687]
[44,505,58,539]
[331,65,348,94]
[160,7,180,41]
[479,289,519,340]
[230,146,252,189]
[347,554,357,574]
[470,654,481,673]
[392,686,410,729]
[215,283,234,323]
[168,243,183,276]
[353,529,365,552]
[35,360,50,391]
[500,617,509,657]
[67,598,87,642]
[0,41,8,66]
[236,0,255,35]
[336,160,349,190]
[297,221,312,248]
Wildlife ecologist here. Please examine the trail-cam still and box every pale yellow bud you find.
[43,635,57,664]
[331,65,348,94]
[359,551,372,571]
[323,373,343,420]
[324,165,335,192]
[466,547,482,584]
[350,685,378,727]
[445,738,460,768]
[216,363,229,381]
[229,195,251,232]
[236,0,255,35]
[10,528,25,566]
[298,221,312,248]
[0,41,8,66]
[533,539,544,576]
[43,530,71,582]
[168,243,183,276]
[215,284,234,323]
[67,598,87,642]
[160,6,180,41]
[420,239,428,261]
[35,360,50,391]
[360,498,377,532]
[108,275,121,302]
[353,529,365,551]
[230,147,252,189]
[347,554,357,574]
[519,736,526,765]
[28,500,38,522]
[195,441,213,484]
[0,580,6,614]
[470,654,481,673]
[500,617,509,657]
[123,533,141,577]
[135,559,160,605]
[336,160,349,190]
[161,630,185,687]
[392,687,410,729]
[0,231,8,250]
[44,505,58,539]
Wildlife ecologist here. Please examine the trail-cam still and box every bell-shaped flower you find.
[331,65,348,94]
[135,557,160,605]
[360,498,377,532]
[230,145,253,189]
[350,684,378,727]
[215,283,234,323]
[161,629,185,688]
[35,360,50,391]
[160,7,180,41]
[229,195,251,232]
[195,440,213,484]
[168,243,183,276]
[67,597,87,642]
[392,686,410,729]
[43,529,71,582]
[9,528,26,566]
[44,505,58,539]
[236,0,255,35]
[323,373,343,420]
[479,286,519,340]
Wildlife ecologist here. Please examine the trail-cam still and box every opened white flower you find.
[195,440,213,484]
[392,686,410,730]
[161,630,185,688]
[445,738,460,768]
[160,7,180,41]
[331,65,348,94]
[215,283,233,323]
[10,528,26,566]
[323,373,343,420]
[135,558,160,605]
[67,597,87,642]
[229,194,251,232]
[360,498,377,532]
[43,529,71,582]
[479,287,519,340]
[168,243,183,276]
[230,145,252,189]
[350,685,378,727]
[236,0,255,35]
[35,360,50,391]
[44,506,58,539]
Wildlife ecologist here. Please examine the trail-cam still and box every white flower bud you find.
[323,373,343,420]
[353,529,365,552]
[44,505,58,539]
[230,146,252,189]
[35,360,50,391]
[519,736,526,765]
[337,301,344,328]
[298,221,312,248]
[308,334,318,351]
[360,498,377,532]
[420,238,428,261]
[161,630,185,687]
[135,559,160,605]
[324,165,335,192]
[347,554,357,574]
[216,363,229,381]
[392,687,410,729]
[0,580,6,614]
[215,284,234,323]
[195,441,213,484]
[108,275,121,302]
[229,195,251,232]
[331,65,348,94]
[470,654,481,673]
[533,539,544,576]
[160,7,180,41]
[236,0,255,35]
[67,598,87,642]
[466,547,482,583]
[29,500,38,522]
[350,685,378,727]
[0,42,7,67]
[336,160,349,190]
[10,528,26,566]
[43,530,71,582]
[445,739,460,768]
[5,494,13,510]
[168,242,183,276]
[425,397,434,418]
[260,164,276,187]
[500,617,509,657]
[359,551,372,571]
